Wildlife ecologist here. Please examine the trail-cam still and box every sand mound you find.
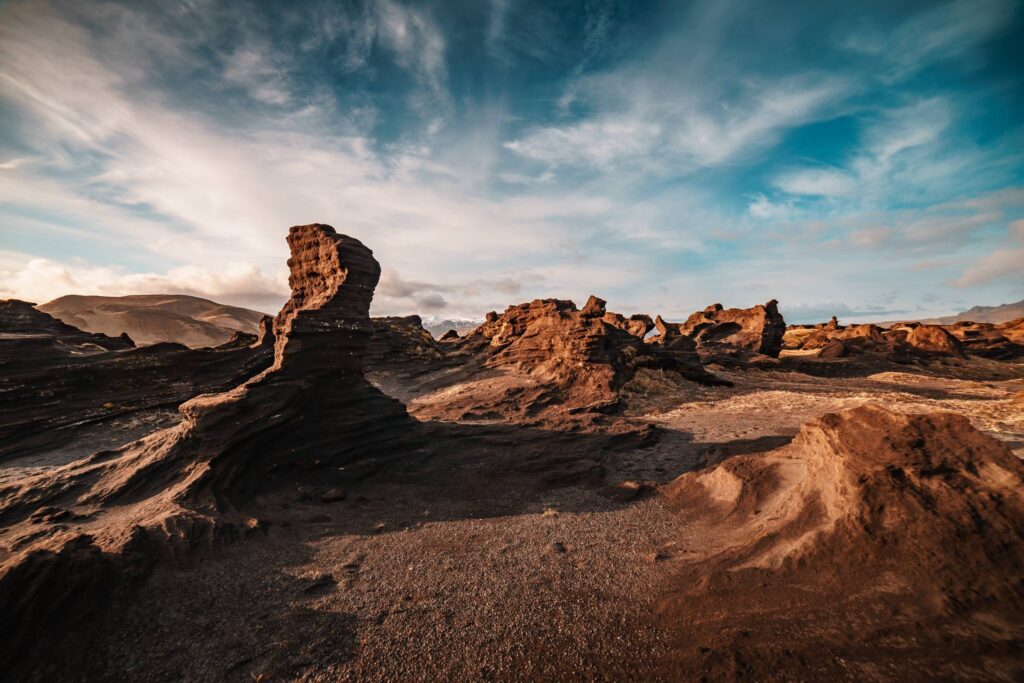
[658,404,1024,679]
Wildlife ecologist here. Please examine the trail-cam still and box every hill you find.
[38,294,267,348]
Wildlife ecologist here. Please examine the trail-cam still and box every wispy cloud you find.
[955,219,1024,288]
[0,0,1021,321]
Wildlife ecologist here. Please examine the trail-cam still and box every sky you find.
[0,0,1022,324]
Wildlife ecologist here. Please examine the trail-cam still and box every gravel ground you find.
[11,360,1023,681]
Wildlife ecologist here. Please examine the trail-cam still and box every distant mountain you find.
[38,294,268,348]
[916,299,1024,325]
[421,317,482,339]
[933,301,1024,325]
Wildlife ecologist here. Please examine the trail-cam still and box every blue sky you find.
[0,0,1022,323]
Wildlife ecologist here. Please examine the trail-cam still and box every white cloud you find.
[0,252,288,310]
[954,218,1024,287]
[506,76,844,172]
[773,168,855,197]
[748,194,796,221]
[223,45,292,105]
[954,248,1024,287]
[843,0,1016,82]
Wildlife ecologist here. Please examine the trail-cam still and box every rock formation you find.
[1,299,135,351]
[602,312,654,338]
[451,297,728,417]
[680,300,786,357]
[658,405,1024,678]
[886,323,967,361]
[0,224,413,668]
[0,303,273,461]
[946,320,1024,360]
[367,315,443,371]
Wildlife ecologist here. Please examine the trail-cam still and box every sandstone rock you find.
[815,338,847,359]
[0,224,412,667]
[946,321,1024,360]
[453,298,728,416]
[647,315,683,345]
[906,324,965,357]
[1,299,135,351]
[367,315,442,370]
[439,329,460,341]
[680,300,786,357]
[580,295,607,318]
[602,312,654,338]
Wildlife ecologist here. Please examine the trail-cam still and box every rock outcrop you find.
[0,304,273,461]
[658,405,1024,678]
[946,320,1024,360]
[602,312,654,338]
[367,315,443,371]
[1,299,135,351]
[454,297,727,416]
[886,323,967,362]
[680,300,786,357]
[0,224,413,668]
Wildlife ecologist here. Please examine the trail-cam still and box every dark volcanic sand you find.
[9,359,1024,682]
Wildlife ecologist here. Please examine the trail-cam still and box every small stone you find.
[321,488,347,503]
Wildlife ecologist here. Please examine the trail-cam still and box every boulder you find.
[680,300,786,357]
[903,324,966,358]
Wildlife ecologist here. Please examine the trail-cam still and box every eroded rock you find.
[659,405,1024,677]
[0,224,412,667]
[680,300,786,357]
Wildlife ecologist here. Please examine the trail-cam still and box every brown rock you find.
[815,338,847,359]
[603,312,654,338]
[680,300,786,357]
[898,324,966,358]
[0,302,273,461]
[659,405,1024,677]
[580,295,607,317]
[946,320,1024,360]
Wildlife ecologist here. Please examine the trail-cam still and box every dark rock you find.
[321,488,348,503]
[0,302,274,461]
[0,224,414,668]
[580,295,607,318]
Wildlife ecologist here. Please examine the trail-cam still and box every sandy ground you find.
[9,359,1024,681]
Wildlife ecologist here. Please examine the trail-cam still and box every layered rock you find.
[367,315,443,371]
[946,320,1024,360]
[602,312,654,338]
[461,297,728,415]
[658,405,1024,677]
[0,224,412,668]
[1,299,134,352]
[680,300,786,357]
[0,305,273,461]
